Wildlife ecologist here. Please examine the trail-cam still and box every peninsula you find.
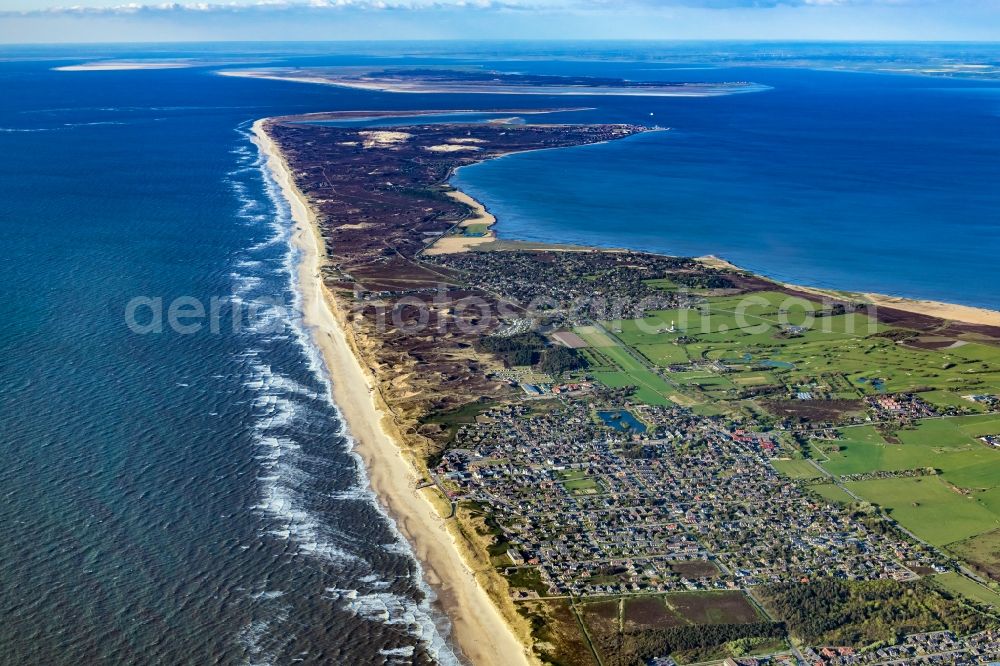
[255,111,1000,665]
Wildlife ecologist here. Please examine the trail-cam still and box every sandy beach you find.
[860,293,1000,328]
[424,189,498,255]
[696,255,1000,328]
[252,120,533,666]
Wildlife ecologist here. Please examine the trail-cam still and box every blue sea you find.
[451,65,1000,310]
[0,42,998,665]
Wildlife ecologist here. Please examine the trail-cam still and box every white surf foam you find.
[229,123,462,666]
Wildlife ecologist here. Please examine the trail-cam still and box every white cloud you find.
[2,0,992,17]
[2,0,556,16]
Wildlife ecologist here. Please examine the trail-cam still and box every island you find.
[223,67,769,97]
[254,110,1000,666]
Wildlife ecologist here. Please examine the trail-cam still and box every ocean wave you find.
[228,123,462,665]
[381,645,417,659]
[0,121,134,132]
[324,587,460,666]
[0,126,63,132]
[247,361,321,400]
[250,433,361,565]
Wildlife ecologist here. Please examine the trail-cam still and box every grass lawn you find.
[810,483,855,504]
[817,418,1000,493]
[591,370,672,406]
[635,342,689,366]
[956,414,1000,438]
[932,572,1000,609]
[844,476,1000,547]
[948,528,1000,580]
[577,326,679,406]
[837,425,889,445]
[643,277,678,291]
[731,373,776,386]
[976,487,1000,515]
[897,417,988,448]
[575,325,617,348]
[771,459,825,480]
[557,469,588,481]
[563,477,601,493]
[920,390,987,413]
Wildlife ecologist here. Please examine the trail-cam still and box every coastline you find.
[859,292,1000,328]
[697,255,1000,328]
[252,120,534,666]
[422,190,498,255]
[428,186,1000,330]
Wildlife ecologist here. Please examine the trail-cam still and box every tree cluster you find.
[758,579,994,646]
[539,347,587,376]
[478,332,547,367]
[598,622,785,666]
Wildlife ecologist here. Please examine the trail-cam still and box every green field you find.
[590,370,673,406]
[563,477,601,493]
[921,390,988,413]
[844,476,1000,547]
[595,291,1000,412]
[897,415,1000,447]
[810,483,855,504]
[643,277,679,291]
[932,572,1000,609]
[575,325,681,406]
[949,528,1000,580]
[771,459,825,480]
[817,416,1000,490]
[815,414,1000,560]
[634,342,690,366]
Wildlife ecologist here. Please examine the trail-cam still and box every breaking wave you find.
[227,121,462,665]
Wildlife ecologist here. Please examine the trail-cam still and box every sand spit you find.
[423,189,498,255]
[54,61,194,72]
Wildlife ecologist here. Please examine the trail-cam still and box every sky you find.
[0,0,998,44]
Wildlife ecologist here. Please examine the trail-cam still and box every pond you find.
[598,410,647,434]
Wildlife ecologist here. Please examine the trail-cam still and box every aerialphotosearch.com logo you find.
[124,294,292,335]
[124,286,880,339]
